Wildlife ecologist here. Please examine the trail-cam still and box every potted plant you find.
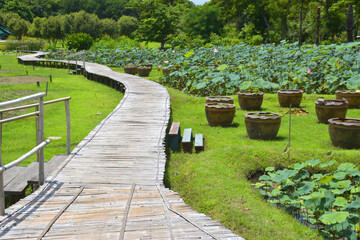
[329,118,360,149]
[205,103,236,127]
[124,65,138,75]
[277,89,303,107]
[206,96,234,104]
[237,90,264,110]
[140,62,153,70]
[315,98,348,124]
[137,66,152,77]
[335,90,360,109]
[244,112,282,140]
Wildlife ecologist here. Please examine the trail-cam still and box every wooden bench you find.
[168,122,181,151]
[194,134,204,153]
[182,128,193,153]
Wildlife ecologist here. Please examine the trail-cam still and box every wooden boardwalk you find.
[0,53,243,239]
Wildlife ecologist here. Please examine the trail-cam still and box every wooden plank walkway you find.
[0,53,243,239]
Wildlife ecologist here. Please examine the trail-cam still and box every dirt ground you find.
[0,76,47,85]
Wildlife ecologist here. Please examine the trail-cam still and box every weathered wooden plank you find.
[194,133,204,153]
[181,128,193,153]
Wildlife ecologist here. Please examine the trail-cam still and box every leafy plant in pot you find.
[205,102,236,127]
[244,112,282,140]
[315,98,348,124]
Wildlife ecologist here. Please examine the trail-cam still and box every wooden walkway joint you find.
[0,52,243,240]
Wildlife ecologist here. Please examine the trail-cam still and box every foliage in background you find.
[255,159,360,239]
[4,38,45,51]
[90,35,140,51]
[48,41,360,96]
[117,15,138,38]
[66,33,94,50]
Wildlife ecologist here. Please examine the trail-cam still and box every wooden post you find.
[38,97,44,185]
[65,100,71,155]
[0,113,5,216]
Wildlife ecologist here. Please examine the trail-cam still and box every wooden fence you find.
[0,93,71,215]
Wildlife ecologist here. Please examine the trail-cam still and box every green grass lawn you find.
[0,55,122,166]
[162,88,360,240]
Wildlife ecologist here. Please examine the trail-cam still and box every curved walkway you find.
[0,53,243,239]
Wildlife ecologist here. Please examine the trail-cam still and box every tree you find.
[100,18,119,37]
[2,0,34,21]
[70,11,102,39]
[346,1,354,42]
[41,15,64,46]
[28,17,46,38]
[182,5,223,40]
[117,15,138,37]
[129,0,182,49]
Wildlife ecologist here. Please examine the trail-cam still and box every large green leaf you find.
[346,74,360,90]
[345,200,360,210]
[333,197,348,208]
[319,211,349,225]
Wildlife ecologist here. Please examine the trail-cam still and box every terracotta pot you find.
[315,98,348,124]
[277,90,303,107]
[140,63,153,70]
[244,112,282,140]
[137,66,152,77]
[205,103,236,127]
[329,118,360,149]
[237,91,264,110]
[206,96,234,104]
[335,90,360,109]
[124,65,138,75]
[162,67,173,76]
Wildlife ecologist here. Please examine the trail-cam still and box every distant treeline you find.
[0,0,358,47]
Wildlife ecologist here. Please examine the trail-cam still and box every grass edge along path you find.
[0,55,122,166]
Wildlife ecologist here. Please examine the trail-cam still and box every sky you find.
[190,0,210,5]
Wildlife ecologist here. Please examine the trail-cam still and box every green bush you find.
[117,15,138,38]
[66,33,94,50]
[5,39,45,51]
[249,34,263,45]
[90,35,139,51]
[168,33,204,49]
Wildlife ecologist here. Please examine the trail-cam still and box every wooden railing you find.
[67,51,86,74]
[0,93,71,215]
[15,45,29,56]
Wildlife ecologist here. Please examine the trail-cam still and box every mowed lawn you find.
[0,55,122,166]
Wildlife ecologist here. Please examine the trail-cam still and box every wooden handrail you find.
[0,93,46,108]
[0,111,39,124]
[0,140,50,174]
[0,97,71,113]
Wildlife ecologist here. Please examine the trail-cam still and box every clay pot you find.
[137,66,152,77]
[329,118,360,149]
[277,90,303,107]
[205,96,234,104]
[124,65,138,75]
[244,112,282,140]
[336,90,360,109]
[237,91,264,110]
[162,67,173,76]
[315,98,348,124]
[205,103,236,127]
[140,63,153,70]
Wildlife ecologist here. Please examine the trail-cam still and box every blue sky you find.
[190,0,210,5]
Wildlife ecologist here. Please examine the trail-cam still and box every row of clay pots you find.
[124,63,153,77]
[237,89,360,110]
[204,95,360,149]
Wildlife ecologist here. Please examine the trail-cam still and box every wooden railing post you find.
[0,112,5,216]
[38,97,44,185]
[65,100,71,155]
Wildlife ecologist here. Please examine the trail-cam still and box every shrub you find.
[90,35,139,51]
[168,33,204,49]
[66,33,94,51]
[5,39,45,51]
[117,15,138,38]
